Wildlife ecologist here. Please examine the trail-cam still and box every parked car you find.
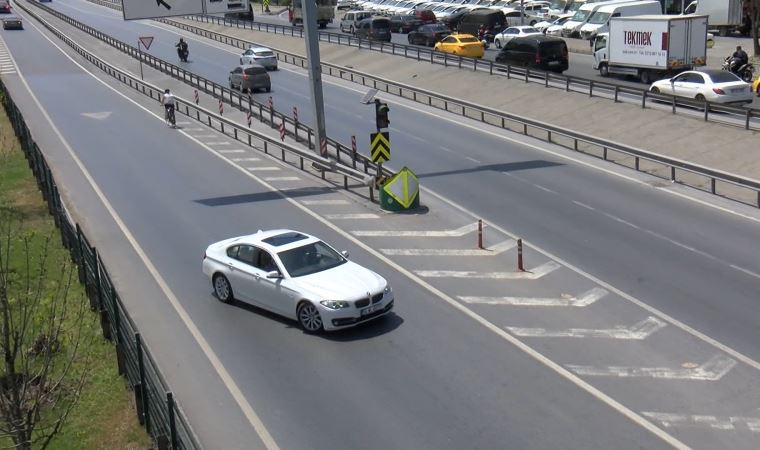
[541,14,573,34]
[493,25,541,47]
[649,70,753,105]
[495,34,568,72]
[337,0,354,9]
[239,46,278,70]
[441,9,469,29]
[0,1,11,13]
[389,14,424,32]
[457,8,506,35]
[1,15,21,29]
[533,12,570,32]
[228,64,271,93]
[434,33,486,57]
[355,16,393,41]
[202,229,395,332]
[339,10,373,33]
[408,23,451,45]
[414,7,438,22]
[753,73,760,95]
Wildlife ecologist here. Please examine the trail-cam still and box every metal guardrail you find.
[25,0,388,183]
[0,78,200,450]
[154,16,760,207]
[183,13,760,132]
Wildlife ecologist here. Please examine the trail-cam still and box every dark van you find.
[457,9,506,38]
[355,17,392,42]
[495,35,568,73]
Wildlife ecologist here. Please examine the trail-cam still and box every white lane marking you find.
[192,134,217,138]
[176,121,191,125]
[324,213,380,219]
[231,157,261,162]
[643,412,760,433]
[183,127,204,131]
[466,156,481,163]
[15,15,280,449]
[206,141,232,145]
[568,354,737,381]
[137,50,691,450]
[247,166,281,171]
[416,260,561,279]
[263,177,300,181]
[219,149,246,153]
[353,222,478,237]
[382,239,515,256]
[729,264,760,280]
[507,316,666,339]
[440,146,454,153]
[80,111,112,120]
[572,200,595,211]
[301,199,350,205]
[460,287,607,307]
[0,35,17,74]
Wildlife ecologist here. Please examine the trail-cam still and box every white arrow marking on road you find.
[353,222,478,237]
[459,287,607,307]
[416,261,561,279]
[81,111,112,120]
[382,239,515,256]
[507,316,666,339]
[567,354,737,380]
[643,412,760,432]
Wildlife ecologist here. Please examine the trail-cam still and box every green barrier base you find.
[379,186,419,211]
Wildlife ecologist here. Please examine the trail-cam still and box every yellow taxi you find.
[753,74,760,96]
[433,33,485,59]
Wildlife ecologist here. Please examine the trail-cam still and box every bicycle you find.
[164,104,176,128]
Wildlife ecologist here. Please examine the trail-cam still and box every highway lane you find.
[2,8,673,449]
[48,0,760,366]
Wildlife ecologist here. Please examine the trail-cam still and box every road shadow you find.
[416,159,563,179]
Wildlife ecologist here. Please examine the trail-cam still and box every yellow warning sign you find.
[370,131,390,163]
[382,167,419,209]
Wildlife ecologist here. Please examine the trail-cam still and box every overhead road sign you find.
[122,0,203,20]
[370,132,390,163]
[204,0,249,15]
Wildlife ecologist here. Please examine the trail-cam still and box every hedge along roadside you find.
[44,0,760,207]
[155,18,760,207]
[0,78,201,450]
[23,0,390,184]
[17,0,377,193]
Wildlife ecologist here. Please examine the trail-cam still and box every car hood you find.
[290,261,386,300]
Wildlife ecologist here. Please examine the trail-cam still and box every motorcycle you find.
[722,56,754,83]
[177,47,189,63]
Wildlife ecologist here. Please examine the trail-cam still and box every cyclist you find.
[161,88,176,127]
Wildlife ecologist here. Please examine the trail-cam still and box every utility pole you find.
[301,0,328,157]
[520,0,525,25]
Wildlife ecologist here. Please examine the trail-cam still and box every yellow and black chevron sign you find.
[370,132,390,163]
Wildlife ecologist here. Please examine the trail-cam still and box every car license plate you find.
[731,88,744,93]
[548,61,560,66]
[361,305,380,316]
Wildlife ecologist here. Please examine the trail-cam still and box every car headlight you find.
[320,300,350,310]
[384,285,392,295]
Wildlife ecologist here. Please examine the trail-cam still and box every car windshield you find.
[567,1,585,12]
[549,0,566,8]
[521,27,538,32]
[707,71,742,83]
[459,36,479,42]
[254,50,275,57]
[587,11,609,24]
[431,23,449,30]
[278,241,347,277]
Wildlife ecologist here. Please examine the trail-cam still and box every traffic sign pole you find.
[137,40,144,80]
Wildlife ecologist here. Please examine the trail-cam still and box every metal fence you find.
[26,0,389,182]
[182,13,760,132]
[0,79,201,450]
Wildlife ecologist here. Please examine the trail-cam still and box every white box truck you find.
[683,0,743,36]
[592,14,708,83]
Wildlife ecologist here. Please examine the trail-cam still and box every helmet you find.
[164,89,170,94]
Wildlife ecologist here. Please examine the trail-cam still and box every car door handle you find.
[227,262,235,271]
[254,273,261,280]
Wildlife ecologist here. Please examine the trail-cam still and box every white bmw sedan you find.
[649,70,753,105]
[202,230,394,333]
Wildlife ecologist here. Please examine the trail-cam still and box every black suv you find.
[495,35,568,73]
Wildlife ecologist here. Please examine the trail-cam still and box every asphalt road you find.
[2,5,676,449]
[8,1,760,448]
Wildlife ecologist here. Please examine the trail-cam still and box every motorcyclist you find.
[729,45,748,74]
[161,88,176,126]
[175,38,189,61]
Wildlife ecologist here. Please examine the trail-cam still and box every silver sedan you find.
[240,46,278,70]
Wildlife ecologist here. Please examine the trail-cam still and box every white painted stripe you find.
[567,354,736,380]
[382,239,515,256]
[507,316,666,339]
[729,264,760,280]
[572,200,595,211]
[301,199,350,205]
[176,121,191,125]
[416,261,560,279]
[263,177,300,181]
[324,213,380,220]
[206,141,232,145]
[231,157,260,162]
[466,156,481,163]
[460,287,607,307]
[218,149,246,153]
[353,222,478,237]
[247,167,281,171]
[183,127,204,131]
[192,134,217,138]
[440,146,454,153]
[643,412,760,433]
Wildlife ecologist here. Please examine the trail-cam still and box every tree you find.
[0,205,93,449]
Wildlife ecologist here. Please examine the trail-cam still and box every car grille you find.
[355,292,384,308]
[372,293,384,304]
[355,298,370,308]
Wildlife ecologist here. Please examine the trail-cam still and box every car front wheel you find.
[213,274,234,303]
[297,302,323,333]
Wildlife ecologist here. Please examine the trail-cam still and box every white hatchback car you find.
[202,230,394,332]
[649,70,753,105]
[240,46,278,70]
[493,25,541,48]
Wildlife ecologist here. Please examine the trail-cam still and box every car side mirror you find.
[341,250,350,258]
[266,271,282,279]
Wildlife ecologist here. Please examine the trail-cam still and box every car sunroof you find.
[262,232,309,246]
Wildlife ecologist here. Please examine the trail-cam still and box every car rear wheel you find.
[695,94,706,102]
[651,87,660,94]
[495,39,501,49]
[297,302,323,333]
[213,274,234,303]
